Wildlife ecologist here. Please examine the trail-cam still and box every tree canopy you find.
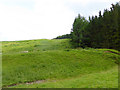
[70,3,120,51]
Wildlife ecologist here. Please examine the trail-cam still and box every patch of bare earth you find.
[104,51,120,55]
[5,79,56,88]
[5,80,45,88]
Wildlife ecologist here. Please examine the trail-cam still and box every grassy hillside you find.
[2,39,72,54]
[2,39,119,88]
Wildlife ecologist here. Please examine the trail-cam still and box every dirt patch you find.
[5,80,46,88]
[104,51,112,53]
[21,51,29,53]
[26,80,45,85]
[5,79,56,88]
[104,51,120,55]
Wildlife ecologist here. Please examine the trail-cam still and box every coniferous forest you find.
[70,3,120,51]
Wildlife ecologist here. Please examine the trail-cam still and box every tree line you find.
[54,34,71,39]
[71,3,120,51]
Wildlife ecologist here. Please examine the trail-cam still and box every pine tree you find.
[71,14,88,47]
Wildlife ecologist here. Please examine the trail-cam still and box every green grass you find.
[2,39,72,54]
[2,39,119,88]
[10,66,118,88]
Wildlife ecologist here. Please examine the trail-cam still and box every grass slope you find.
[2,39,119,88]
[2,39,72,54]
[10,66,118,88]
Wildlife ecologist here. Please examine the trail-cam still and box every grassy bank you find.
[2,39,119,88]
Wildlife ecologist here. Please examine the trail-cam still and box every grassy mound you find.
[2,39,119,88]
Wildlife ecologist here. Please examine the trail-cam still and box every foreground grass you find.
[10,66,118,88]
[2,39,119,88]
